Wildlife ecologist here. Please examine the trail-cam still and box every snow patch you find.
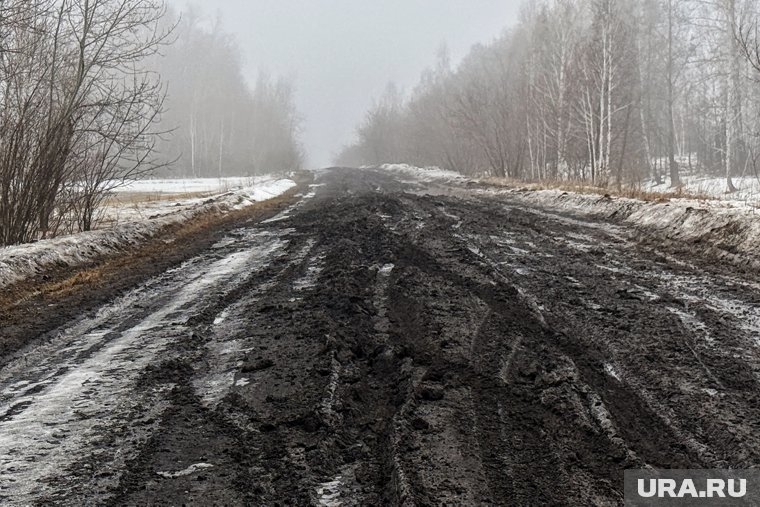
[377,163,471,183]
[156,463,214,479]
[316,475,344,506]
[604,363,622,381]
[0,176,296,291]
[213,308,231,325]
[232,178,297,210]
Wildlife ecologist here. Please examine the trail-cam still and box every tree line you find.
[337,0,760,193]
[151,6,303,178]
[0,1,302,246]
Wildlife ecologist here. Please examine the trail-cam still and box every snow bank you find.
[0,177,296,291]
[379,163,760,268]
[231,178,297,208]
[501,187,760,269]
[376,164,471,183]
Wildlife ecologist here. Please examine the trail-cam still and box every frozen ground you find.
[377,164,760,269]
[0,176,296,291]
[493,187,760,270]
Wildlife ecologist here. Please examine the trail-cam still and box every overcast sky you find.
[170,1,522,168]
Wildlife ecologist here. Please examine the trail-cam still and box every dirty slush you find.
[1,168,759,505]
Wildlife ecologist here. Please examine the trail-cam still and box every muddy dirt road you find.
[1,168,759,505]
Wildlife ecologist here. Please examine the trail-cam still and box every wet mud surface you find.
[1,168,759,505]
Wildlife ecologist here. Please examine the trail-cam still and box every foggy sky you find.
[170,1,522,168]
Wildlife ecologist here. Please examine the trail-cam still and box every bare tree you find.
[0,0,172,244]
[338,0,760,196]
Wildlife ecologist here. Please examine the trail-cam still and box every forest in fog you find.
[6,0,760,247]
[152,5,303,179]
[0,0,301,246]
[338,0,760,192]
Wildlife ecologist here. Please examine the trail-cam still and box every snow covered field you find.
[100,176,295,224]
[110,176,258,195]
[0,176,297,291]
[645,174,760,206]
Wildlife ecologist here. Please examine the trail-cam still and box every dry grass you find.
[104,190,218,206]
[483,176,715,203]
[0,179,308,308]
[44,193,294,298]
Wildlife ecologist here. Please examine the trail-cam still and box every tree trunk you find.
[667,0,681,187]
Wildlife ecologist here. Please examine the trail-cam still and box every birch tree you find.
[339,0,760,193]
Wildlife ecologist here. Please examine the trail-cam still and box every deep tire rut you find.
[1,169,759,505]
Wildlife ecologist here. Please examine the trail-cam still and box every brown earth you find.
[0,168,759,506]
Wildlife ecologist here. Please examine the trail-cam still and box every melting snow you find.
[377,163,471,183]
[292,243,324,292]
[0,176,296,291]
[231,178,297,210]
[0,229,285,503]
[316,476,344,507]
[156,463,214,479]
[213,308,231,325]
[667,308,714,345]
[604,363,622,381]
